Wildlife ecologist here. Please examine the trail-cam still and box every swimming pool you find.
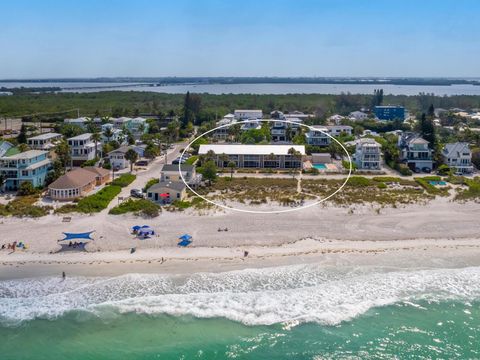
[312,164,327,169]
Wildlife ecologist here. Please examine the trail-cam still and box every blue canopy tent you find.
[132,225,150,233]
[178,234,192,247]
[57,231,95,252]
[137,226,155,239]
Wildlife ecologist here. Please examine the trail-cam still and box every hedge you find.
[111,174,136,187]
[109,198,160,217]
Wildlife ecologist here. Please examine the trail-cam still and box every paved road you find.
[106,143,186,210]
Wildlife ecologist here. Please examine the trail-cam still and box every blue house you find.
[374,106,405,121]
[0,150,52,191]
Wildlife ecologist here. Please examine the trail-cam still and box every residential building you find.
[240,120,262,131]
[374,105,406,121]
[160,164,201,185]
[328,114,345,125]
[442,142,474,174]
[199,144,305,169]
[0,150,51,190]
[349,111,368,121]
[112,117,131,130]
[128,117,149,136]
[271,120,287,142]
[213,116,238,140]
[101,123,125,144]
[398,132,433,171]
[305,126,330,146]
[0,140,19,157]
[48,167,111,201]
[326,125,353,137]
[147,181,187,204]
[67,133,97,166]
[353,138,382,170]
[107,145,146,170]
[284,111,314,120]
[64,117,89,128]
[234,109,263,120]
[27,133,62,150]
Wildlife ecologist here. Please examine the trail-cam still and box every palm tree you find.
[227,161,236,179]
[103,127,114,143]
[0,174,6,193]
[91,131,101,160]
[287,147,303,177]
[219,153,229,168]
[124,149,138,173]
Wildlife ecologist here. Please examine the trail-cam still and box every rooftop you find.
[161,164,195,172]
[28,132,62,141]
[49,168,98,190]
[149,180,186,192]
[68,133,92,141]
[1,150,48,160]
[199,144,306,156]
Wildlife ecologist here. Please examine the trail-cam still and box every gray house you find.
[442,142,474,174]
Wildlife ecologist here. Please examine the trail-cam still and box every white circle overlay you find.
[179,119,352,214]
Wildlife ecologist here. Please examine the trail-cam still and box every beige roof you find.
[83,166,111,177]
[48,167,106,190]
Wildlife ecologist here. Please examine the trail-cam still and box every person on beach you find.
[62,271,66,280]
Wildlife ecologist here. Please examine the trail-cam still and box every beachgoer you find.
[244,251,249,257]
[62,271,66,280]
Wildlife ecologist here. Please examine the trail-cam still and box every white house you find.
[305,125,352,146]
[27,133,62,150]
[442,142,474,174]
[107,145,146,170]
[64,117,89,128]
[349,111,369,121]
[213,116,238,140]
[101,123,126,144]
[353,138,382,170]
[305,126,330,146]
[326,125,353,137]
[67,133,97,166]
[234,109,263,120]
[199,144,305,169]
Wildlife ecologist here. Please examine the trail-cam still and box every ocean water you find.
[1,264,479,359]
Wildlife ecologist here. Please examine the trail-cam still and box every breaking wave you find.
[1,264,480,327]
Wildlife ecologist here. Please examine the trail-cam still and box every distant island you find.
[1,76,480,87]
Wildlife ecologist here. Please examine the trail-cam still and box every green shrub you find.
[455,177,480,201]
[346,176,374,187]
[437,164,451,176]
[109,199,160,217]
[0,196,50,217]
[17,182,37,196]
[111,174,136,187]
[77,185,122,212]
[143,178,159,192]
[377,182,387,189]
[185,155,198,165]
[397,164,413,176]
[81,158,99,167]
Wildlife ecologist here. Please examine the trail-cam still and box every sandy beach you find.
[1,195,480,280]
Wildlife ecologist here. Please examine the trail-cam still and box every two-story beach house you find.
[442,142,474,174]
[353,138,382,170]
[213,115,238,140]
[0,150,51,190]
[107,145,146,170]
[234,109,263,120]
[27,133,62,151]
[160,164,201,186]
[68,133,97,166]
[398,132,433,171]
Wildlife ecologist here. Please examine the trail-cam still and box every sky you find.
[0,0,479,79]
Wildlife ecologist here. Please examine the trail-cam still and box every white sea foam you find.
[1,265,480,326]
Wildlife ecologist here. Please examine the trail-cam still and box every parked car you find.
[130,189,144,198]
[135,160,149,166]
[422,167,431,173]
[172,157,186,165]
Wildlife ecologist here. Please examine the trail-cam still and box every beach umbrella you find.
[178,234,192,241]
